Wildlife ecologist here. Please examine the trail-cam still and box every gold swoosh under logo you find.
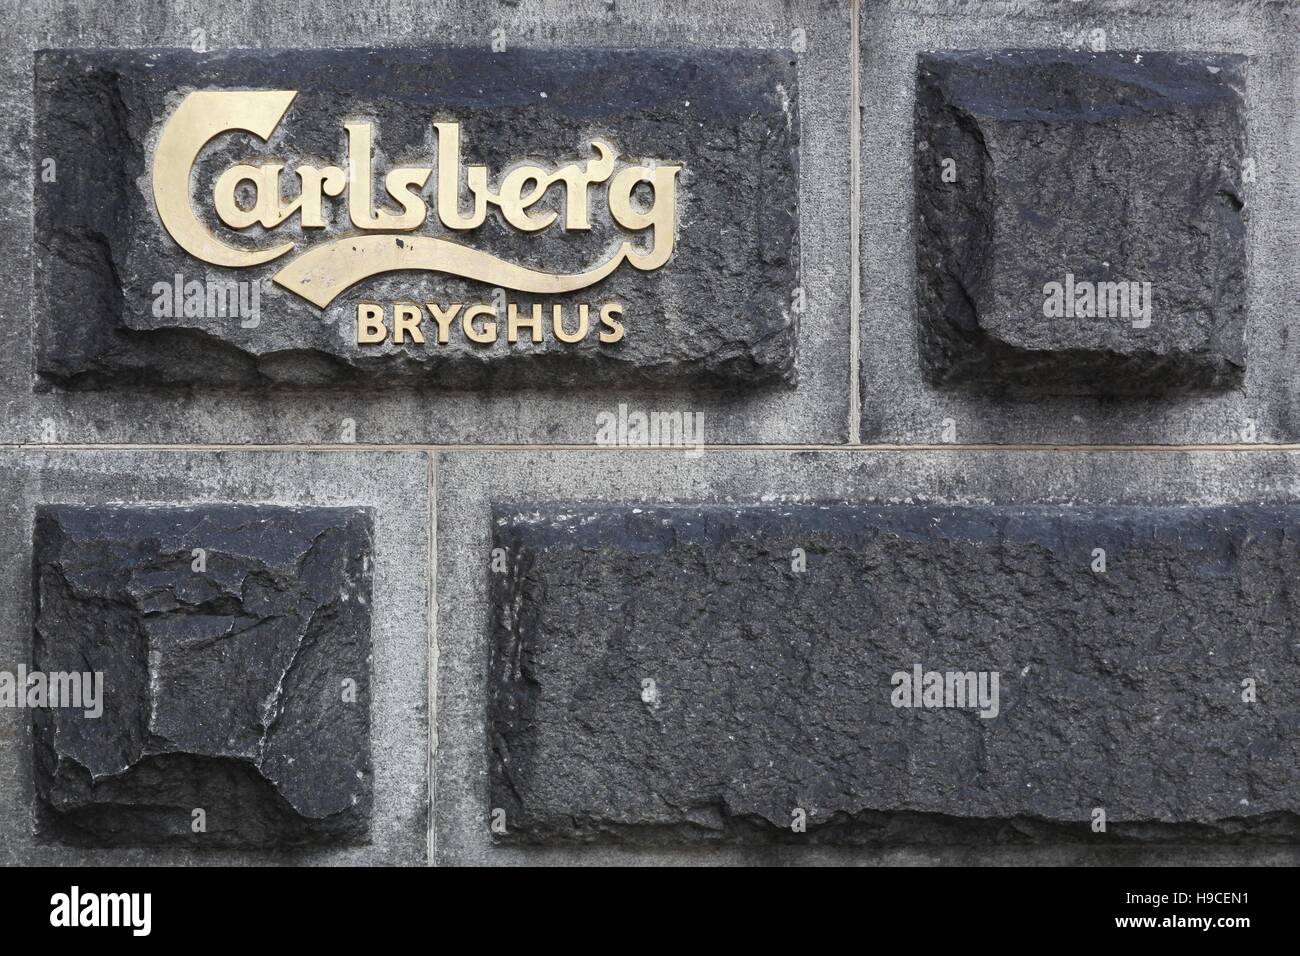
[273,234,629,307]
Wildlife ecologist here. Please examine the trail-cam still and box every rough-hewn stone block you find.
[33,505,372,848]
[490,503,1299,844]
[914,50,1247,395]
[33,47,798,390]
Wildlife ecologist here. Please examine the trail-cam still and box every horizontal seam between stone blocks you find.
[6,443,1300,453]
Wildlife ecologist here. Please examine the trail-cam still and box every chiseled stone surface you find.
[489,501,1298,845]
[33,504,373,848]
[33,46,798,390]
[1,0,851,446]
[914,49,1247,396]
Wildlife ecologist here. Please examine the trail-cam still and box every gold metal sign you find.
[150,90,680,344]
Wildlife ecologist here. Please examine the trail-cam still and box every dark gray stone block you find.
[914,49,1247,396]
[490,502,1299,845]
[33,504,373,848]
[33,47,798,391]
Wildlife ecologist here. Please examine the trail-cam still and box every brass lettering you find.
[345,123,431,230]
[295,165,346,228]
[599,303,625,343]
[392,303,425,344]
[152,90,297,268]
[427,303,461,345]
[507,303,544,344]
[151,91,681,307]
[356,303,387,344]
[463,305,497,344]
[350,300,623,346]
[552,304,589,344]
[609,165,680,271]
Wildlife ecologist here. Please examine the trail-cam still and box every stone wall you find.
[1,0,1297,866]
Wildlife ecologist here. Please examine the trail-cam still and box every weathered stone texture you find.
[914,50,1247,395]
[490,503,1299,844]
[33,47,799,390]
[33,505,373,848]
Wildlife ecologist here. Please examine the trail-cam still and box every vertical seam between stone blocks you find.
[849,0,862,444]
[426,448,437,866]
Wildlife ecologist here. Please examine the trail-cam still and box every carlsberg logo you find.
[151,91,681,309]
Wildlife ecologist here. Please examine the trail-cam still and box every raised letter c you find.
[152,90,298,268]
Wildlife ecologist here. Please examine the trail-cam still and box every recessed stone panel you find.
[489,502,1299,845]
[913,49,1247,396]
[33,47,799,391]
[32,504,373,848]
